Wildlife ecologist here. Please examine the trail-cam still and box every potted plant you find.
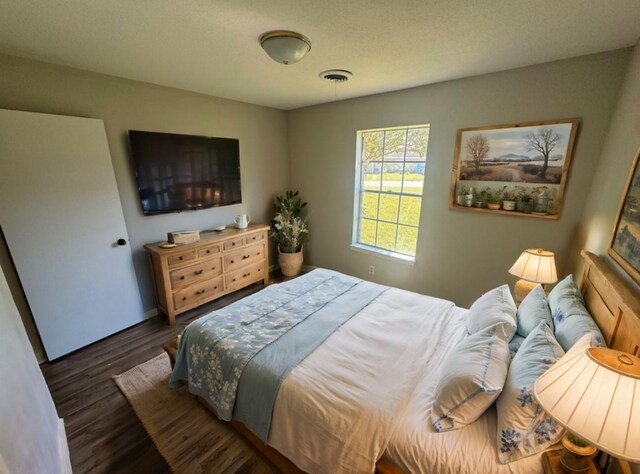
[456,185,468,206]
[514,187,531,212]
[560,433,597,473]
[486,189,502,210]
[502,189,516,211]
[271,190,308,277]
[475,188,488,208]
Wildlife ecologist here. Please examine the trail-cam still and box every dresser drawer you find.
[224,243,265,272]
[223,237,244,251]
[246,231,265,245]
[169,257,222,290]
[225,262,265,291]
[173,276,223,310]
[167,250,197,267]
[197,244,221,259]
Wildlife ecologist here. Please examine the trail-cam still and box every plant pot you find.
[456,194,464,206]
[474,201,484,208]
[487,203,501,210]
[515,201,526,212]
[502,200,516,211]
[560,435,597,473]
[278,246,303,277]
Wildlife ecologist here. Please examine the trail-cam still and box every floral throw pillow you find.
[547,275,605,351]
[495,321,565,463]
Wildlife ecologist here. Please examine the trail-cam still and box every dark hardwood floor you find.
[40,281,271,474]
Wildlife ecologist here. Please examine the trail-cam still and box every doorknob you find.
[117,238,127,246]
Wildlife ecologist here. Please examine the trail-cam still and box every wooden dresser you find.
[145,224,270,324]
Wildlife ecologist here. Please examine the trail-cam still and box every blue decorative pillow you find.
[547,275,605,351]
[516,285,553,337]
[466,285,517,340]
[431,323,511,432]
[508,334,526,358]
[496,321,565,463]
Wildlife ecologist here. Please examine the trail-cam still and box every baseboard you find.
[271,263,317,274]
[58,418,72,474]
[144,308,159,319]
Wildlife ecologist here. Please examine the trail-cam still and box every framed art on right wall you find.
[609,147,640,285]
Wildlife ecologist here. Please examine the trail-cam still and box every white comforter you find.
[268,286,548,474]
[268,287,463,473]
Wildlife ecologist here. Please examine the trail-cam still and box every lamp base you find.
[559,435,597,473]
[513,279,538,304]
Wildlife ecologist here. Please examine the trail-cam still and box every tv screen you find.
[128,130,241,215]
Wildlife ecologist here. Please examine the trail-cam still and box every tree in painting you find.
[612,161,640,276]
[524,128,561,180]
[465,134,490,174]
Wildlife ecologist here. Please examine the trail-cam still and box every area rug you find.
[113,353,277,473]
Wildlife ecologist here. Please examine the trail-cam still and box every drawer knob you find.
[232,242,235,246]
[231,260,235,264]
[180,276,185,280]
[211,266,216,270]
[195,270,203,275]
[206,250,211,254]
[182,297,186,301]
[179,256,183,260]
[232,278,236,282]
[242,255,250,259]
[117,238,127,246]
[214,286,218,290]
[196,289,205,295]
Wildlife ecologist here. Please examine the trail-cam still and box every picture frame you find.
[608,148,640,285]
[449,118,580,219]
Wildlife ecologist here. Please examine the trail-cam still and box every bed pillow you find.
[466,285,517,340]
[516,285,553,337]
[496,321,565,463]
[431,322,511,432]
[508,334,526,358]
[547,275,605,351]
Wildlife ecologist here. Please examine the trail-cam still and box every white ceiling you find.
[0,0,639,110]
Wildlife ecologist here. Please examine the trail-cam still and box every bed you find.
[165,251,640,474]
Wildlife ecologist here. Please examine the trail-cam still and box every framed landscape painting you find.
[449,119,579,219]
[609,148,640,284]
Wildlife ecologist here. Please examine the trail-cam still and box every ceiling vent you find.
[319,69,353,83]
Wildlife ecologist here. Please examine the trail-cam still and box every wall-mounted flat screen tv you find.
[129,130,241,215]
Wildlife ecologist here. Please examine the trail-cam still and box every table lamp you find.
[508,248,558,303]
[534,346,640,471]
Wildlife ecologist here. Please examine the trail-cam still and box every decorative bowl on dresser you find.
[145,223,270,324]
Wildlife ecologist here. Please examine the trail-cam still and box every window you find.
[352,125,429,261]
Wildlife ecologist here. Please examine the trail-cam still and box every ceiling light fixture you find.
[319,69,353,83]
[259,30,311,65]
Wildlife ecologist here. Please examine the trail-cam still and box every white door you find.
[0,109,144,360]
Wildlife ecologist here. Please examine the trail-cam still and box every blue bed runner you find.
[169,268,386,441]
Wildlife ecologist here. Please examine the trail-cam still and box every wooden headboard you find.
[580,250,640,355]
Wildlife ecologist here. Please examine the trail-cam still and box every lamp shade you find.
[534,347,640,463]
[259,31,311,65]
[508,248,558,284]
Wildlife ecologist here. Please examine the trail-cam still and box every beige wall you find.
[0,54,288,341]
[288,49,630,307]
[568,41,640,291]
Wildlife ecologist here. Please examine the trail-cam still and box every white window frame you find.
[351,124,429,263]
